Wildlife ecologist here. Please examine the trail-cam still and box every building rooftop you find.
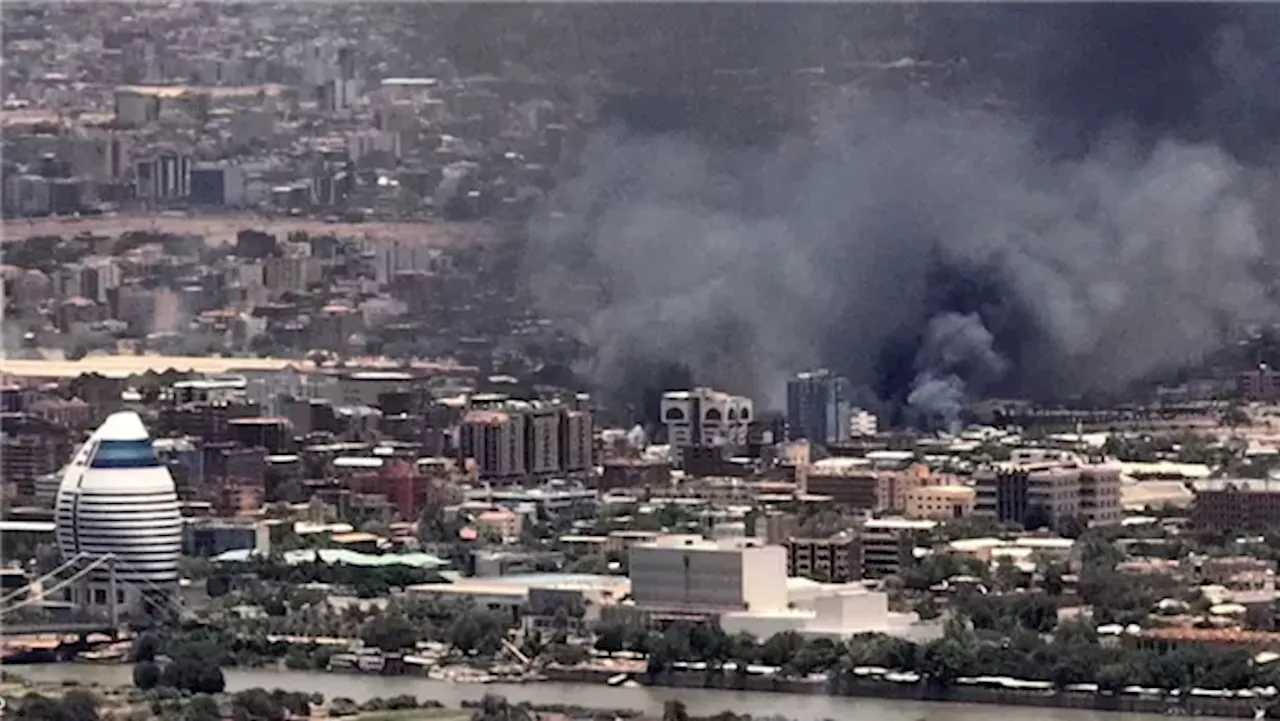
[863,518,938,531]
[215,548,447,569]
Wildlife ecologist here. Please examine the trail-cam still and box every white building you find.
[850,408,879,437]
[660,388,753,449]
[629,536,787,613]
[628,534,911,639]
[55,412,182,615]
[720,578,899,640]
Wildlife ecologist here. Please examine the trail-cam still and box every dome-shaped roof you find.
[95,411,150,442]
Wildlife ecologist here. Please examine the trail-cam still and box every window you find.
[90,439,160,469]
[93,588,108,605]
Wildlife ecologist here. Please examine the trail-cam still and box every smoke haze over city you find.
[519,4,1280,426]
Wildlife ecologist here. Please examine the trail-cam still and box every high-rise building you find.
[459,408,527,482]
[55,411,182,615]
[460,397,593,483]
[786,369,852,445]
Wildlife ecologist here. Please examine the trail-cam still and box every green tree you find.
[60,690,100,721]
[360,612,418,652]
[230,688,284,721]
[919,616,978,686]
[548,643,590,666]
[329,698,359,717]
[471,694,532,721]
[993,557,1023,592]
[916,595,941,621]
[662,700,690,721]
[131,633,160,662]
[594,623,627,654]
[132,661,161,689]
[758,630,804,667]
[1095,663,1131,693]
[183,695,221,721]
[1042,564,1066,596]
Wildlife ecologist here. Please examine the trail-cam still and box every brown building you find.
[1240,366,1280,402]
[1,432,62,497]
[786,534,862,583]
[1191,480,1280,530]
[598,459,671,491]
[804,460,930,512]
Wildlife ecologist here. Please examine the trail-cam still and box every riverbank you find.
[8,664,1220,721]
[538,666,1272,719]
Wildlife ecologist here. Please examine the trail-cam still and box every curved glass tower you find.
[55,411,182,615]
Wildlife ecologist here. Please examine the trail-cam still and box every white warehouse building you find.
[55,411,182,615]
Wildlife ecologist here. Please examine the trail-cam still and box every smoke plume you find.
[520,5,1280,425]
[908,312,1008,430]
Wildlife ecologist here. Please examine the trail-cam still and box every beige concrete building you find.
[1079,463,1123,526]
[906,484,976,520]
[974,450,1120,530]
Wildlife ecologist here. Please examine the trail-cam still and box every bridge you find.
[2,622,122,636]
[0,552,182,637]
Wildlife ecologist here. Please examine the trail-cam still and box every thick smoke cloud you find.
[908,312,1008,431]
[519,5,1280,425]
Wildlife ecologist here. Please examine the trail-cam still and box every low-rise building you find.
[905,484,976,520]
[1191,479,1280,530]
[859,518,937,579]
[786,534,861,583]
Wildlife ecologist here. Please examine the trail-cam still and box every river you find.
[12,665,1181,721]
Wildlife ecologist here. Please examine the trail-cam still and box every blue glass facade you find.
[89,439,161,469]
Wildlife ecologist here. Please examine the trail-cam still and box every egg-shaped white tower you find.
[55,411,182,615]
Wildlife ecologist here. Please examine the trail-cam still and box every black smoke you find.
[514,4,1280,425]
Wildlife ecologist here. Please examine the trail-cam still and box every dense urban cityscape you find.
[9,3,1280,721]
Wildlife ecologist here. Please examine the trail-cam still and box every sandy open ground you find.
[0,213,500,246]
